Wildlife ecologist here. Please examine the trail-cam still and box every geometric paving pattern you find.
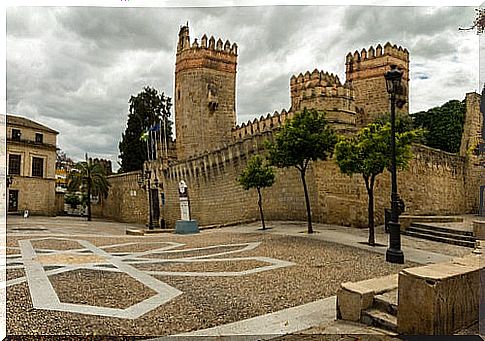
[4,238,294,319]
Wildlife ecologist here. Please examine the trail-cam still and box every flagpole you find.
[164,115,168,160]
[159,117,163,161]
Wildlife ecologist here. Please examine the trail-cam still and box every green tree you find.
[64,193,81,208]
[68,156,111,221]
[266,108,337,234]
[118,86,173,172]
[411,100,466,153]
[334,123,421,245]
[374,111,415,134]
[237,155,275,230]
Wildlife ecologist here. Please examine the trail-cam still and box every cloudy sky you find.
[6,4,480,170]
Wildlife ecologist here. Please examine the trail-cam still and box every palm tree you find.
[67,155,110,221]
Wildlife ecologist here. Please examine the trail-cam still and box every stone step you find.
[407,225,476,242]
[403,230,476,248]
[361,308,397,333]
[373,290,398,317]
[410,222,474,237]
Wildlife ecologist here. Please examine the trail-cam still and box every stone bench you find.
[336,274,398,322]
[399,215,463,231]
[397,254,482,335]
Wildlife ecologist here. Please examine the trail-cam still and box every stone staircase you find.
[361,289,398,332]
[402,223,476,248]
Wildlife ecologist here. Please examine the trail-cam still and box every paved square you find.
[5,228,414,337]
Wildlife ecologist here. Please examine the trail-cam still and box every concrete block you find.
[175,220,200,234]
[397,254,482,335]
[126,229,144,236]
[337,274,398,322]
[473,220,485,239]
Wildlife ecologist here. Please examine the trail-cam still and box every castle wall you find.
[312,145,469,227]
[160,132,318,228]
[232,110,293,140]
[151,137,469,229]
[101,139,477,228]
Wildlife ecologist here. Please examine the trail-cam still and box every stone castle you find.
[97,24,483,229]
[174,24,410,158]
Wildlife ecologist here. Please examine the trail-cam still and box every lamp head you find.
[385,65,403,95]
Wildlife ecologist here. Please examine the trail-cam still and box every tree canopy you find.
[238,155,275,191]
[118,86,173,172]
[335,122,421,245]
[238,155,275,230]
[267,108,337,233]
[411,99,466,153]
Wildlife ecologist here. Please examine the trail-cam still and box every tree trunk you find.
[364,175,375,246]
[301,169,313,234]
[257,187,266,230]
[87,180,92,222]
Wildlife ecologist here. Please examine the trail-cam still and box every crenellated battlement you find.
[345,42,410,125]
[345,42,409,64]
[231,109,294,140]
[165,130,274,183]
[290,69,343,87]
[289,69,355,116]
[177,24,238,55]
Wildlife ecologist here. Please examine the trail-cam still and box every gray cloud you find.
[6,5,478,171]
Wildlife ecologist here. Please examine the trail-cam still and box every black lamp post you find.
[385,64,405,264]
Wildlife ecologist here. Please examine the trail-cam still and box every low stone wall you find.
[397,254,482,335]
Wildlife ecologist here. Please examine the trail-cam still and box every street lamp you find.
[385,64,405,264]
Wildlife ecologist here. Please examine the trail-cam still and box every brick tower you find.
[345,42,409,126]
[174,24,238,160]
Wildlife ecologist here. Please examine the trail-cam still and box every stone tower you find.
[290,69,357,134]
[345,42,409,126]
[460,92,483,156]
[174,24,238,160]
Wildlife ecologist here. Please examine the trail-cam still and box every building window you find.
[32,157,44,177]
[11,129,21,141]
[35,133,43,143]
[8,154,21,175]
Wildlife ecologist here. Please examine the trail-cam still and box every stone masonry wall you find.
[98,171,148,224]
[102,141,475,228]
[9,177,56,215]
[156,135,468,229]
[161,131,317,228]
[313,145,468,227]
